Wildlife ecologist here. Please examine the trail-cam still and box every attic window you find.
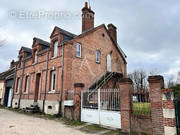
[34,50,38,64]
[53,41,58,57]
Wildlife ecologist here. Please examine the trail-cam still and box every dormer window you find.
[19,57,23,68]
[34,50,38,64]
[76,43,81,58]
[53,41,58,57]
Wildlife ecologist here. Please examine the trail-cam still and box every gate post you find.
[119,78,133,133]
[148,75,165,135]
[74,83,85,121]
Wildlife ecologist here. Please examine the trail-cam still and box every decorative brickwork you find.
[148,76,177,135]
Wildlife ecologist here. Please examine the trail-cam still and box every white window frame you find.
[53,41,58,58]
[76,43,82,58]
[24,76,30,94]
[34,50,38,64]
[96,50,101,63]
[50,70,56,92]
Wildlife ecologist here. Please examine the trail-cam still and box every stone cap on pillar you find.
[148,75,164,83]
[119,78,133,84]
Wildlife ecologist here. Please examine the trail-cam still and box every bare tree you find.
[128,69,148,91]
[166,75,176,88]
[176,71,180,85]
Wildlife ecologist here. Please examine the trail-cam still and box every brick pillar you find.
[119,78,133,133]
[148,75,165,135]
[162,89,177,135]
[74,83,85,121]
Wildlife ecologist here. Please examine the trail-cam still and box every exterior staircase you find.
[88,71,123,98]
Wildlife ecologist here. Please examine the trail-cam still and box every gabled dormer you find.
[32,37,50,64]
[50,26,76,58]
[18,46,32,68]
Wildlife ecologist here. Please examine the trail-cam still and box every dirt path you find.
[0,109,92,135]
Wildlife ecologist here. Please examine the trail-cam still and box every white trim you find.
[50,71,56,91]
[48,90,55,94]
[96,50,101,63]
[164,126,177,135]
[53,41,58,57]
[163,109,175,118]
[76,43,82,58]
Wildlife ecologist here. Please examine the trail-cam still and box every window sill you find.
[96,61,101,64]
[51,56,57,59]
[76,56,82,59]
[24,92,28,95]
[48,90,55,94]
[32,62,37,65]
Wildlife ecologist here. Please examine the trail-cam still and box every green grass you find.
[133,102,151,116]
[60,118,85,126]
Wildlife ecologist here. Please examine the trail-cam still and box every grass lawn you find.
[133,102,151,116]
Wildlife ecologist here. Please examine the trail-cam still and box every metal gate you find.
[81,89,121,129]
[174,99,180,135]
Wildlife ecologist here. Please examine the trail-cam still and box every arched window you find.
[107,54,112,72]
[54,41,58,57]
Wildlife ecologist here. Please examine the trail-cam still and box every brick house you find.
[12,2,127,115]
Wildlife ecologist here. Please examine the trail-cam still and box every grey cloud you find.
[0,0,179,80]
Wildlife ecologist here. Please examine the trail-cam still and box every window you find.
[50,71,56,91]
[96,50,101,63]
[34,50,38,63]
[53,41,58,57]
[24,76,30,93]
[76,43,81,58]
[16,78,20,93]
[107,54,112,72]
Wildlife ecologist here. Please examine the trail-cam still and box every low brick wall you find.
[131,114,152,135]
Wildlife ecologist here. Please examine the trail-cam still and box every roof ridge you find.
[55,26,77,38]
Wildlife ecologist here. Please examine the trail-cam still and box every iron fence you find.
[82,89,120,111]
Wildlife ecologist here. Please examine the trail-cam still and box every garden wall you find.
[131,114,152,135]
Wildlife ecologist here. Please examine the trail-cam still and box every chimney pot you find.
[82,2,95,32]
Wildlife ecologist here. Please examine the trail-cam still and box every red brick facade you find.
[13,3,127,115]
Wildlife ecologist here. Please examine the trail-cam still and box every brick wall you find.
[131,114,153,135]
[148,75,177,135]
[162,89,177,135]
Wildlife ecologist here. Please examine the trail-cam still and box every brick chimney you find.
[108,24,117,44]
[82,2,95,33]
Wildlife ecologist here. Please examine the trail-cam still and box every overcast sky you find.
[0,0,179,81]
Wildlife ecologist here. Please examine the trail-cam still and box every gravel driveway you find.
[0,109,91,135]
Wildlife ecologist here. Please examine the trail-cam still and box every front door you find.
[7,88,13,107]
[34,73,41,102]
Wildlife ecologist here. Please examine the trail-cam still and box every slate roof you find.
[33,37,50,47]
[0,67,15,80]
[21,46,32,53]
[55,26,77,38]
